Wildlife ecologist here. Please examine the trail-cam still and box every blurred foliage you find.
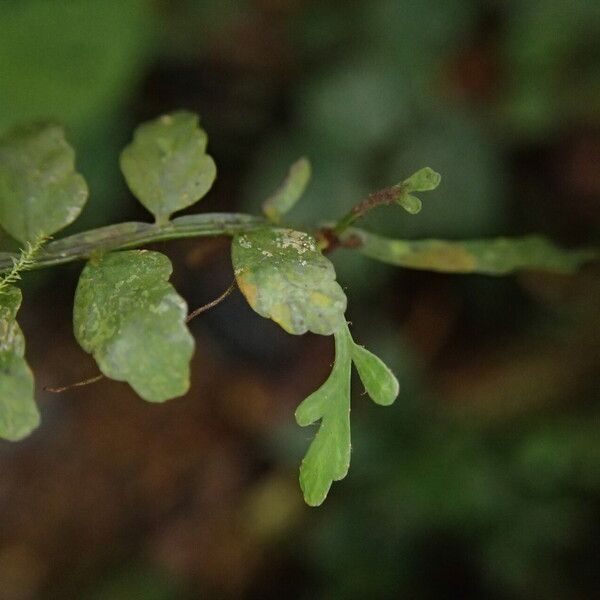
[0,0,156,230]
[0,0,598,599]
[502,0,600,137]
[0,0,150,131]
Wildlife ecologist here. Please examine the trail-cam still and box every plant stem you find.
[0,213,266,272]
[332,184,404,237]
[0,234,48,290]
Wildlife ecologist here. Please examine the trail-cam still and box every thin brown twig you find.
[186,279,237,323]
[45,280,238,394]
[44,373,105,394]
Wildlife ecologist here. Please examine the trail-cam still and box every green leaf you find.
[403,166,442,192]
[0,287,39,441]
[262,157,312,223]
[120,111,217,223]
[295,325,352,506]
[346,230,598,275]
[392,166,440,216]
[0,122,88,242]
[232,228,347,335]
[295,323,400,505]
[351,342,399,406]
[73,250,194,402]
[396,193,422,215]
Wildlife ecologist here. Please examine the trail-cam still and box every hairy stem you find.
[0,234,48,289]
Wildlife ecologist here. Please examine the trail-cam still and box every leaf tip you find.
[403,166,442,192]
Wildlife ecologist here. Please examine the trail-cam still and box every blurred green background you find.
[0,1,599,598]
